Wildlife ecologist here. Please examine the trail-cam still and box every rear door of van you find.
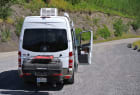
[20,18,70,68]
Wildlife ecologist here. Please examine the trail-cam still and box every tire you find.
[74,63,78,72]
[67,72,74,84]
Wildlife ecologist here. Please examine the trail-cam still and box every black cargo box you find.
[22,58,63,83]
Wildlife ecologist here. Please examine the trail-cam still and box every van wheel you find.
[74,64,78,72]
[67,73,74,84]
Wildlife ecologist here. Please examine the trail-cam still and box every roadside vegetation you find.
[1,28,11,42]
[96,25,111,39]
[113,19,129,37]
[0,0,140,43]
[49,0,140,17]
[15,17,24,37]
[133,40,140,49]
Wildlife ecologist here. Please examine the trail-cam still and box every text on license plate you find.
[37,78,47,83]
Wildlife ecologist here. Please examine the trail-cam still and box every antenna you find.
[64,12,74,29]
[64,12,70,21]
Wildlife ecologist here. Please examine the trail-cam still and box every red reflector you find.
[64,75,71,79]
[18,64,21,67]
[18,58,21,67]
[33,56,54,59]
[69,59,73,63]
[69,52,73,57]
[18,51,21,56]
[69,63,72,68]
[53,73,63,76]
[18,58,21,62]
[69,65,72,68]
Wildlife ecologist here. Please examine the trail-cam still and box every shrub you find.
[75,28,82,36]
[0,19,3,23]
[93,18,100,26]
[131,19,140,31]
[6,17,14,24]
[75,28,91,41]
[49,0,72,10]
[0,0,13,20]
[123,23,129,33]
[97,25,111,39]
[93,33,97,40]
[133,40,140,48]
[81,32,91,41]
[25,0,46,12]
[113,19,128,37]
[15,17,24,37]
[14,0,26,4]
[66,0,81,5]
[86,15,91,21]
[1,28,11,42]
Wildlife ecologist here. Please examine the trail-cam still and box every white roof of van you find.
[24,16,68,23]
[23,16,70,29]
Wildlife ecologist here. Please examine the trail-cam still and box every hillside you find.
[0,0,140,52]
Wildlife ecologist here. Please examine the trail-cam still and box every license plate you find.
[37,78,47,83]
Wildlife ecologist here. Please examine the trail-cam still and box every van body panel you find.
[19,16,72,69]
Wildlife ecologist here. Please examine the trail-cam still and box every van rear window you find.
[23,29,68,52]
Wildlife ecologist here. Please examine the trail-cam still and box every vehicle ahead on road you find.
[18,8,93,86]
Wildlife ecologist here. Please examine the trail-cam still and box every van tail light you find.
[18,51,21,67]
[69,52,73,68]
[64,75,71,79]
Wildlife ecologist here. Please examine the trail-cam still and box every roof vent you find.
[40,8,58,17]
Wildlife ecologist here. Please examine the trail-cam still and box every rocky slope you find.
[0,4,139,52]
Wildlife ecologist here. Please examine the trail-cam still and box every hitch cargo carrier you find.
[22,57,63,83]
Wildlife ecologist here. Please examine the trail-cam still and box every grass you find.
[93,18,100,26]
[48,0,140,18]
[0,19,3,23]
[6,18,14,24]
[24,0,46,12]
[15,17,24,37]
[133,40,140,48]
[97,25,111,39]
[1,28,11,42]
[94,34,140,44]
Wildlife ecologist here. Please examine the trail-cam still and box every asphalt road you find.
[0,38,140,95]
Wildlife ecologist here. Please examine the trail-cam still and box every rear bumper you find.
[21,68,73,82]
[20,61,73,83]
[23,74,63,83]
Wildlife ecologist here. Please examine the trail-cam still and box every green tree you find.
[66,0,81,5]
[97,25,111,39]
[113,19,124,37]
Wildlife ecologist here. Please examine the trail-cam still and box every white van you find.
[18,8,93,86]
